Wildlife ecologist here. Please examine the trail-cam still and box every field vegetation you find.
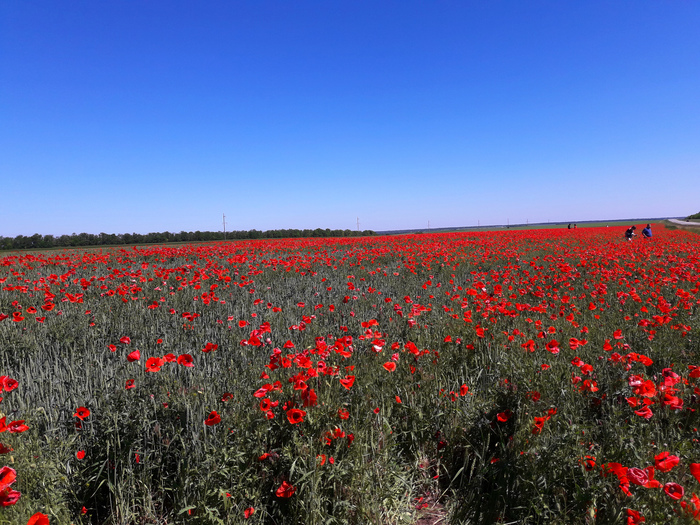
[1,225,699,524]
[0,229,376,252]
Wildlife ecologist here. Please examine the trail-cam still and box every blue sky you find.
[2,1,699,236]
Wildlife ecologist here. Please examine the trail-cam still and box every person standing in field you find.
[642,224,652,239]
[625,225,636,241]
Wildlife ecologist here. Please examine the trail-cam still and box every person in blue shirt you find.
[642,224,652,239]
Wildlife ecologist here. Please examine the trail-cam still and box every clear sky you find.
[1,1,699,236]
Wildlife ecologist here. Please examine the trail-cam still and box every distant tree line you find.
[0,229,377,251]
[686,211,700,220]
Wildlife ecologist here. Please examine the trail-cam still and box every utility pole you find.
[223,213,227,241]
[357,217,360,231]
[428,220,430,230]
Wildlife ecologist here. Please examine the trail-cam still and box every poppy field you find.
[1,226,700,524]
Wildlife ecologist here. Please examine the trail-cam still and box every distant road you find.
[668,219,700,227]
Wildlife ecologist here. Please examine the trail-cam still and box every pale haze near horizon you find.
[1,1,699,237]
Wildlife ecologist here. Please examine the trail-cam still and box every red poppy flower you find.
[202,342,218,352]
[244,507,255,518]
[125,379,135,389]
[661,393,683,410]
[275,480,296,498]
[664,482,684,500]
[1,377,18,392]
[527,391,541,401]
[339,376,355,389]
[0,487,21,506]
[145,357,164,372]
[521,339,536,352]
[286,408,306,424]
[634,406,653,419]
[633,380,656,398]
[222,392,233,402]
[383,362,396,372]
[627,467,648,486]
[126,349,141,362]
[546,340,560,354]
[253,385,272,398]
[108,344,117,352]
[655,452,679,473]
[626,509,644,525]
[74,406,90,420]
[497,410,512,422]
[681,495,700,520]
[163,353,176,362]
[120,336,131,344]
[0,467,16,492]
[460,384,469,396]
[532,416,546,434]
[177,354,194,367]
[580,456,595,471]
[27,512,50,525]
[204,411,221,426]
[642,466,660,488]
[569,338,587,350]
[41,303,54,311]
[76,450,86,460]
[338,408,349,420]
[690,463,700,484]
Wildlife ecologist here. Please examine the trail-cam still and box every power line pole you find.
[357,217,360,231]
[223,213,227,241]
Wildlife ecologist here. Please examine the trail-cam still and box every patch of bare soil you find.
[413,494,447,525]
